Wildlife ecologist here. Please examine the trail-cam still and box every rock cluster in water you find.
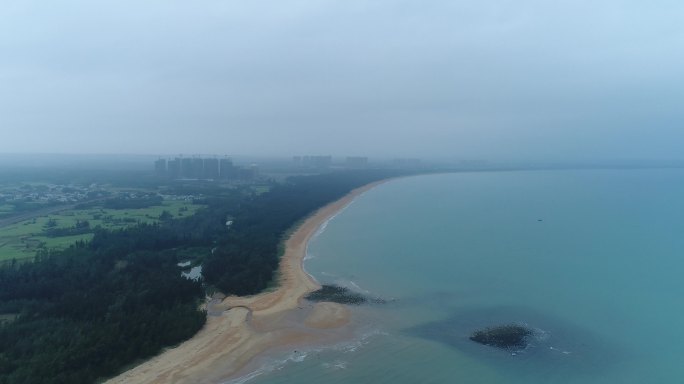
[305,285,385,305]
[469,324,533,350]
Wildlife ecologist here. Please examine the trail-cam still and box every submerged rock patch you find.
[305,285,367,304]
[305,284,385,305]
[404,305,623,378]
[469,324,533,350]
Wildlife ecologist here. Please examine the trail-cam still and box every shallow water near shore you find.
[245,169,684,384]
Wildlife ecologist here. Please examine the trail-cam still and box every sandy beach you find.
[105,181,384,384]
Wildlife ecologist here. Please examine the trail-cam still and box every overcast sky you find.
[1,0,683,161]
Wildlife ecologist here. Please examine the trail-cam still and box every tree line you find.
[203,170,403,294]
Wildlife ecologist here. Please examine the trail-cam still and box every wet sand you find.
[105,181,385,384]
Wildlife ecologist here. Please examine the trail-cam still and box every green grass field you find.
[252,185,271,195]
[0,200,205,262]
[0,204,14,219]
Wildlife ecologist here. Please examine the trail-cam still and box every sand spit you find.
[105,181,385,384]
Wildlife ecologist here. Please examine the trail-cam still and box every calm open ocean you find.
[241,169,684,384]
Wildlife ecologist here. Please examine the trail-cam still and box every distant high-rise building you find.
[345,156,368,168]
[192,158,204,179]
[181,158,193,178]
[155,156,254,181]
[167,158,180,178]
[204,158,219,179]
[220,158,235,179]
[237,164,259,180]
[248,163,259,179]
[298,155,332,169]
[154,159,167,175]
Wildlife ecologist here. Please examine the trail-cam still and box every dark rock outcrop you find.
[470,324,533,350]
[305,284,387,305]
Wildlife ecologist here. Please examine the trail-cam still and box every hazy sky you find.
[1,1,683,160]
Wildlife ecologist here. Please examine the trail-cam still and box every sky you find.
[1,0,683,161]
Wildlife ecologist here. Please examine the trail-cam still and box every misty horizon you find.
[2,1,683,161]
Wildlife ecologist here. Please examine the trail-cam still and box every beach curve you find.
[105,180,386,384]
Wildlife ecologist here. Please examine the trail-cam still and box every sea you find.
[235,169,684,384]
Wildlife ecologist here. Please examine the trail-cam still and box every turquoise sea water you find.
[243,169,684,384]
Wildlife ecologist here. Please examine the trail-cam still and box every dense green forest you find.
[0,170,402,383]
[203,170,402,294]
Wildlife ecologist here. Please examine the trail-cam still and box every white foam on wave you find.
[303,190,373,285]
[332,329,389,354]
[312,198,355,239]
[223,328,388,384]
[301,252,319,284]
[221,350,311,384]
[303,250,316,261]
[531,326,551,342]
[322,360,348,370]
[346,280,370,294]
[222,368,265,384]
[303,206,345,269]
[328,278,376,297]
[312,217,331,239]
[548,346,573,355]
[504,323,577,357]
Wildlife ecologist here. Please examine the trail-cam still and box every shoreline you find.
[105,180,388,384]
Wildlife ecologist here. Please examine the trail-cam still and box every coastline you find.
[105,180,387,384]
